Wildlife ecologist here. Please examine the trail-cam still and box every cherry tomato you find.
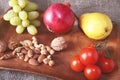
[79,47,98,65]
[70,55,85,72]
[84,65,101,80]
[98,56,115,73]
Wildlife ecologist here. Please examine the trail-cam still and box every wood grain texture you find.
[0,0,120,80]
[0,14,120,80]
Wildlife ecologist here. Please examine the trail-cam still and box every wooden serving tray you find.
[0,14,120,80]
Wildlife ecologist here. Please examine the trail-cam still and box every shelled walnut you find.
[8,40,20,50]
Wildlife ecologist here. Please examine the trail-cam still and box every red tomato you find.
[70,55,85,72]
[79,47,98,65]
[84,65,101,80]
[98,56,115,73]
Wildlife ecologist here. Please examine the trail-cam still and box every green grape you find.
[27,25,38,35]
[18,0,28,9]
[9,0,18,7]
[13,5,21,13]
[22,20,30,27]
[28,11,39,20]
[30,20,41,27]
[19,11,27,20]
[16,25,25,34]
[3,14,10,21]
[24,1,38,11]
[10,16,21,26]
[3,10,17,21]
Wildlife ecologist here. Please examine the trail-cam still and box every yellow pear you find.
[79,12,113,40]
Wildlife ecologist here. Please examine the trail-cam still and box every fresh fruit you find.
[27,25,38,35]
[13,5,21,13]
[98,56,115,73]
[70,55,85,72]
[18,0,28,9]
[79,46,98,65]
[3,10,17,21]
[22,20,30,27]
[3,0,41,35]
[9,0,18,7]
[3,14,10,21]
[19,11,28,20]
[70,42,115,80]
[24,1,38,11]
[43,3,75,34]
[30,20,41,27]
[28,11,39,20]
[84,65,101,80]
[16,25,25,34]
[10,16,21,26]
[79,12,113,40]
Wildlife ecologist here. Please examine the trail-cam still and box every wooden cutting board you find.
[0,14,120,80]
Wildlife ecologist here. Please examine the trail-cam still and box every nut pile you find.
[1,36,55,66]
[0,36,68,67]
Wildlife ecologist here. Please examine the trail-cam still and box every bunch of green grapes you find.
[3,0,41,35]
